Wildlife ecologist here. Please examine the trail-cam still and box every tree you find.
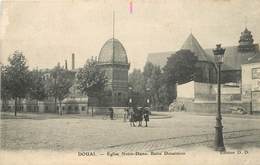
[4,51,31,116]
[28,69,47,110]
[76,58,107,106]
[29,69,46,100]
[159,74,177,106]
[46,66,74,115]
[1,65,11,111]
[143,62,155,83]
[129,64,172,109]
[161,50,197,105]
[143,62,164,109]
[163,49,198,85]
[128,69,146,107]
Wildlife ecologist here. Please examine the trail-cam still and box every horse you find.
[129,107,144,127]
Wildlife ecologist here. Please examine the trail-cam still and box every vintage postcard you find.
[0,0,260,164]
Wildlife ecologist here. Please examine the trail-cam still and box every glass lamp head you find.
[213,44,225,64]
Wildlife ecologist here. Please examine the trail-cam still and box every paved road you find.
[96,129,260,152]
[1,112,260,151]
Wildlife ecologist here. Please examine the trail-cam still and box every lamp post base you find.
[250,101,253,115]
[215,146,225,152]
[215,125,225,152]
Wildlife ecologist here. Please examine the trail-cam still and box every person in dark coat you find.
[126,108,129,119]
[123,108,128,122]
[143,108,150,127]
[109,107,114,120]
[129,111,135,127]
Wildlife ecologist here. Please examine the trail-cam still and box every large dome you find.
[98,38,128,64]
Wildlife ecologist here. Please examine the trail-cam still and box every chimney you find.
[72,53,75,70]
[65,60,68,70]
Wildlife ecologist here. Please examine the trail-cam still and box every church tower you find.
[238,28,255,52]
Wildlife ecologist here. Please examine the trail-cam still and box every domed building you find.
[97,38,130,107]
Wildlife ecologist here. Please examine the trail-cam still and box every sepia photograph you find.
[0,0,260,164]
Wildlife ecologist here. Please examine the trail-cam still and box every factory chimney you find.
[72,53,75,70]
[65,60,68,70]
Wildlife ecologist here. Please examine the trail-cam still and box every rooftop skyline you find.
[0,0,260,70]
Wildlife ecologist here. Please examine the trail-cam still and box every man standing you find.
[123,108,127,122]
[144,108,150,127]
[129,107,135,127]
[109,107,114,120]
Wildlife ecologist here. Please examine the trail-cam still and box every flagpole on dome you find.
[112,10,115,64]
[245,16,248,29]
[112,10,115,106]
[113,10,115,40]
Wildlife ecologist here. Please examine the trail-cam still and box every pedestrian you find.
[109,107,114,120]
[144,108,149,127]
[126,108,129,119]
[137,107,143,127]
[129,107,135,127]
[123,108,127,122]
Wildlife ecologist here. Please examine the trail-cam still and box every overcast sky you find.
[0,0,260,70]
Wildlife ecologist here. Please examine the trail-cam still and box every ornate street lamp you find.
[213,44,226,151]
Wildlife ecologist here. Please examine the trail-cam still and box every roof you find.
[243,52,260,64]
[147,34,260,71]
[147,51,175,67]
[147,34,214,66]
[62,97,88,104]
[98,38,128,64]
[181,34,211,62]
[147,34,214,67]
[204,45,260,70]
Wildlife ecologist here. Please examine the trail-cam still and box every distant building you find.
[59,53,88,114]
[147,28,260,112]
[148,28,260,84]
[1,53,89,114]
[181,34,217,84]
[241,56,260,110]
[97,38,130,107]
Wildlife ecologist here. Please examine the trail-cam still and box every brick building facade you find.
[97,38,130,107]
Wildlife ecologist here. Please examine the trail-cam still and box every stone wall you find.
[92,107,127,118]
[178,81,242,102]
[177,81,195,99]
[190,102,251,113]
[194,82,216,101]
[176,97,260,113]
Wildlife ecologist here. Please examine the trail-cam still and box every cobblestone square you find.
[1,112,260,152]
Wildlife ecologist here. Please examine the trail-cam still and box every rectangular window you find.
[252,67,260,79]
[81,106,85,111]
